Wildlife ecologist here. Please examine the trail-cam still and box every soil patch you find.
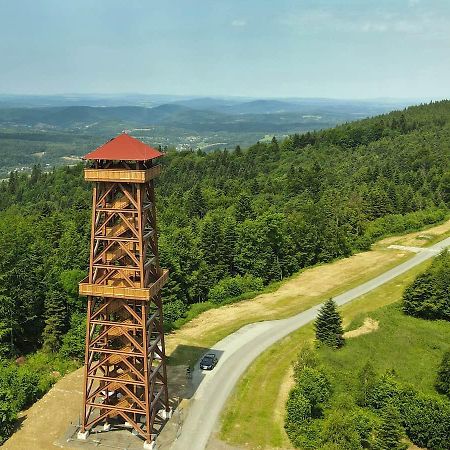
[344,318,379,338]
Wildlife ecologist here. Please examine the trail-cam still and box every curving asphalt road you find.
[170,237,450,450]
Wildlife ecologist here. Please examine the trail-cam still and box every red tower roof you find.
[83,133,163,161]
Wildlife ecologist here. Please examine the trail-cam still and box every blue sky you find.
[0,0,449,99]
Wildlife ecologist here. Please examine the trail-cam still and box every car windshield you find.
[202,357,213,363]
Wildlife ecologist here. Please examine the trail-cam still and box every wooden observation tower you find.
[78,133,171,449]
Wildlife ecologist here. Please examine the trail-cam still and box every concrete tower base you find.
[160,408,172,420]
[77,429,89,440]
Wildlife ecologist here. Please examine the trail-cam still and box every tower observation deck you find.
[78,133,170,449]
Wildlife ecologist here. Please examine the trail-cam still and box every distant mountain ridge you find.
[0,97,413,133]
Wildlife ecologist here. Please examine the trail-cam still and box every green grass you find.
[219,259,437,449]
[318,303,450,398]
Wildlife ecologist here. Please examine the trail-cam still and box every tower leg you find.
[143,440,156,450]
[80,296,93,434]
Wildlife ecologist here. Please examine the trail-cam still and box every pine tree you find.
[314,298,345,348]
[223,217,238,275]
[271,136,280,154]
[200,215,227,281]
[42,288,67,352]
[235,192,254,222]
[374,404,407,450]
[356,361,377,406]
[186,183,206,218]
[435,350,450,397]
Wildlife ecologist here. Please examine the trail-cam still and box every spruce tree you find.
[187,183,206,218]
[314,298,345,348]
[356,361,377,406]
[235,192,254,222]
[42,288,67,352]
[374,404,407,450]
[200,215,227,281]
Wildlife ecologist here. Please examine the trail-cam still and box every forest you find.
[285,253,450,450]
[0,100,449,441]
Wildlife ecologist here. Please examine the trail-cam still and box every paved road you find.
[170,238,450,450]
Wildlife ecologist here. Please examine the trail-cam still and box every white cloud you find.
[361,22,388,33]
[231,19,247,27]
[279,7,450,39]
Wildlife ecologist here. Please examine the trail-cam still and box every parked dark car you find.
[200,353,218,370]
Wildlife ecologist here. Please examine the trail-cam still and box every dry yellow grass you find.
[376,218,450,248]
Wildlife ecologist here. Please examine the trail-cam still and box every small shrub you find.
[296,367,333,408]
[435,350,450,397]
[293,344,319,379]
[59,313,85,360]
[286,389,312,425]
[320,410,362,450]
[208,274,263,304]
[374,403,408,450]
[285,418,323,450]
[350,407,379,448]
[14,367,40,409]
[356,361,377,406]
[365,370,402,410]
[0,400,16,444]
[163,298,188,325]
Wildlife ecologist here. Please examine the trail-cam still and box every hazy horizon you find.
[1,1,449,99]
[0,92,442,103]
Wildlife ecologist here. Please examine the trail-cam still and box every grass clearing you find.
[375,218,450,249]
[219,260,436,449]
[318,303,450,398]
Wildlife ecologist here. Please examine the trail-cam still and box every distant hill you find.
[0,98,411,133]
[168,97,414,115]
[0,104,228,129]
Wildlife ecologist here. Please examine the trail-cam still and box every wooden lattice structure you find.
[78,134,170,448]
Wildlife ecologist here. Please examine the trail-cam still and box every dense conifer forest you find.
[0,100,449,440]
